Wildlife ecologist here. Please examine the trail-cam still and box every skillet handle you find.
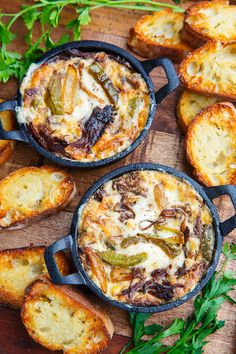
[44,235,86,285]
[204,185,236,237]
[0,99,28,142]
[141,58,179,104]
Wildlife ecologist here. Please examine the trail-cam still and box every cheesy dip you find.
[78,170,215,306]
[18,51,150,161]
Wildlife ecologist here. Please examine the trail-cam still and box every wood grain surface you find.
[0,1,236,353]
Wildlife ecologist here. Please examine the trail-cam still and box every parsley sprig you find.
[0,0,183,83]
[121,242,236,354]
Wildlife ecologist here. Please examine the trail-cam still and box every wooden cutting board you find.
[0,1,235,353]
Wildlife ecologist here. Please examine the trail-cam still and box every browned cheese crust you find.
[78,170,215,306]
[19,52,150,162]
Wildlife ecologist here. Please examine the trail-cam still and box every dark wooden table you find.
[0,1,235,353]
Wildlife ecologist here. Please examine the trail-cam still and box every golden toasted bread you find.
[0,246,69,308]
[21,276,114,353]
[128,10,192,63]
[182,1,236,48]
[178,41,236,100]
[0,142,15,165]
[177,90,221,133]
[186,102,236,186]
[0,165,76,230]
[0,98,15,165]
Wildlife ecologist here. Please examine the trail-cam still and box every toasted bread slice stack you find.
[21,276,114,353]
[0,166,76,230]
[0,98,15,165]
[186,102,236,186]
[182,0,236,48]
[0,246,69,308]
[128,10,192,63]
[178,42,236,100]
[177,90,221,133]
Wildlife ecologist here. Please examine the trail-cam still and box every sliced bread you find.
[21,276,114,353]
[0,246,69,308]
[177,90,221,133]
[128,10,192,63]
[182,0,236,48]
[178,41,236,100]
[0,98,15,165]
[186,102,236,186]
[0,165,76,230]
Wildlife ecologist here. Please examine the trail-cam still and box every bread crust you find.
[0,98,15,165]
[178,41,236,100]
[21,275,114,353]
[180,26,205,49]
[183,0,236,46]
[0,247,70,309]
[0,141,15,165]
[0,165,76,230]
[185,102,236,186]
[128,10,192,63]
[176,90,221,133]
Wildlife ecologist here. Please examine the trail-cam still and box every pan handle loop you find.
[141,57,179,104]
[204,185,236,237]
[44,235,86,285]
[0,99,29,142]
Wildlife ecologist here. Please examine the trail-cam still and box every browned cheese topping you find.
[19,51,150,161]
[78,170,215,306]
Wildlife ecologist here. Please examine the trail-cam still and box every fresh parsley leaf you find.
[222,242,236,260]
[0,1,184,83]
[77,7,91,26]
[55,33,71,46]
[66,18,81,40]
[143,323,163,336]
[223,294,236,304]
[40,6,54,26]
[0,23,15,45]
[21,6,39,31]
[49,7,60,28]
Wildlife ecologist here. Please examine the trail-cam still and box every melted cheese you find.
[79,170,215,305]
[19,53,150,161]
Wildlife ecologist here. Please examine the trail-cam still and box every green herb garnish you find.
[121,242,236,353]
[0,1,183,83]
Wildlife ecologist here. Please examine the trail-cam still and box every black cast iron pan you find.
[44,163,236,313]
[0,41,179,168]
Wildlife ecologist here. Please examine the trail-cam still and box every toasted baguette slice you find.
[0,98,15,165]
[186,102,236,186]
[177,90,221,133]
[182,1,236,47]
[21,276,114,353]
[128,10,192,63]
[0,166,76,230]
[0,142,15,165]
[0,247,69,308]
[178,42,236,100]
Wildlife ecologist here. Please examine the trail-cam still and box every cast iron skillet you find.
[45,163,236,313]
[0,41,179,168]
